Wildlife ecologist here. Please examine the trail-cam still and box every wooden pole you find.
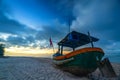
[88,31,94,48]
[61,46,63,55]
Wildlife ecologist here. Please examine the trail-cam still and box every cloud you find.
[36,20,68,41]
[0,0,38,47]
[36,0,120,51]
[0,0,36,35]
[37,0,77,24]
[0,10,36,35]
[72,0,120,40]
[0,0,120,52]
[6,36,27,46]
[0,38,5,43]
[5,35,39,47]
[30,0,120,50]
[70,0,120,53]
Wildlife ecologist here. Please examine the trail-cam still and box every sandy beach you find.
[0,57,120,80]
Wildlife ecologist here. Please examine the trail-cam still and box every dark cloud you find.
[37,0,120,42]
[0,17,27,34]
[35,0,120,51]
[36,21,68,41]
[26,36,35,43]
[6,35,38,47]
[0,0,36,35]
[71,0,120,41]
[0,0,37,47]
[32,0,120,50]
[0,0,120,51]
[0,12,36,35]
[6,36,27,46]
[0,38,5,42]
[37,0,77,24]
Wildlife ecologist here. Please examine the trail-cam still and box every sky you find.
[0,0,120,55]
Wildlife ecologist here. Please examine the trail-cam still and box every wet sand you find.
[0,57,120,80]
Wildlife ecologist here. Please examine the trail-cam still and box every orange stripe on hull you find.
[54,47,104,60]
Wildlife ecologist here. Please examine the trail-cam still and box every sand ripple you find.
[0,57,89,80]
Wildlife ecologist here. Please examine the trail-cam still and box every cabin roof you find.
[58,31,99,48]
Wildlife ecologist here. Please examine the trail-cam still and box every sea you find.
[104,52,120,63]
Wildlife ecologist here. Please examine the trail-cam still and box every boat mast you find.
[68,15,73,33]
[68,17,75,51]
[68,19,71,33]
[88,31,94,48]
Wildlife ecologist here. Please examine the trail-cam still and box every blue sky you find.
[4,0,57,28]
[0,0,120,54]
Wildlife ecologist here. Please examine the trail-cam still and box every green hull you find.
[54,51,104,76]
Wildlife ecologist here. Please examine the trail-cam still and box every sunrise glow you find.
[4,47,57,57]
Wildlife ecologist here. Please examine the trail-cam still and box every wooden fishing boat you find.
[53,31,104,76]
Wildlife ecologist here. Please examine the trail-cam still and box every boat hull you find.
[59,66,94,76]
[53,48,104,76]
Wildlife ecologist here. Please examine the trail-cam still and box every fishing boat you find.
[53,31,104,76]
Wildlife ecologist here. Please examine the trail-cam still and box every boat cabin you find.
[57,31,99,55]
